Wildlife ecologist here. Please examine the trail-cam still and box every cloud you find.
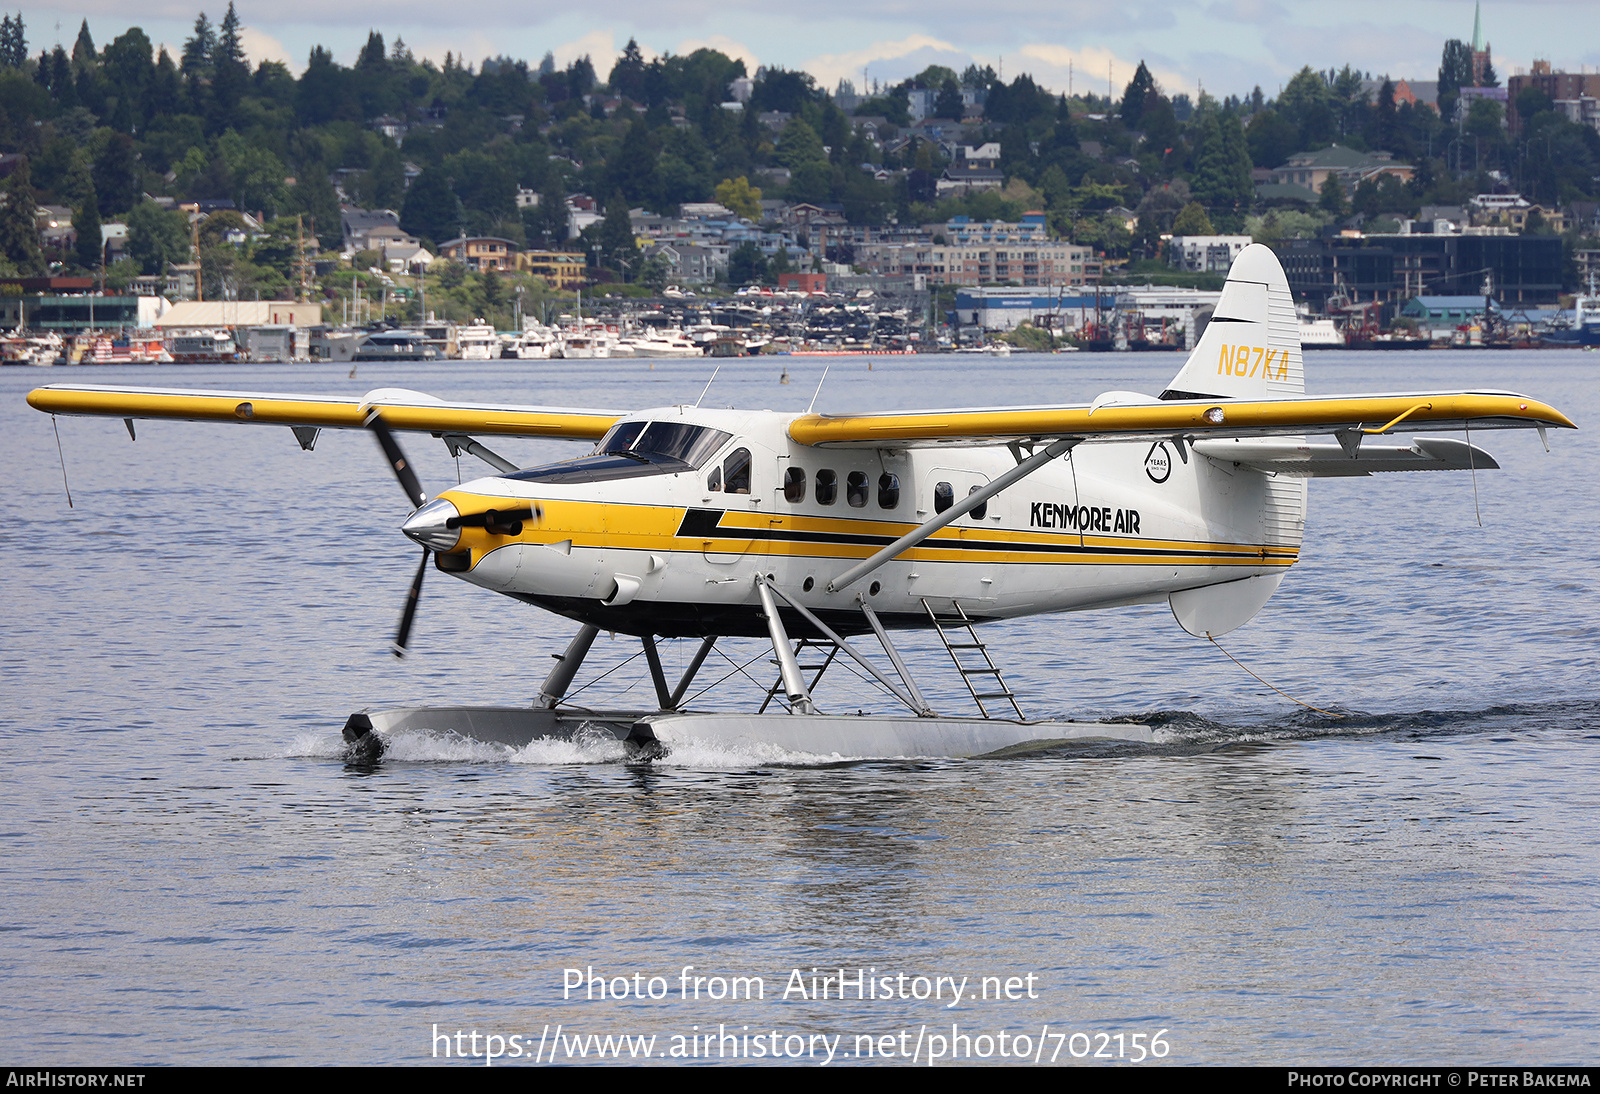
[1205,0,1287,25]
[1270,20,1441,82]
[801,34,963,87]
[240,26,293,70]
[1015,43,1185,100]
[673,34,760,73]
[551,28,621,70]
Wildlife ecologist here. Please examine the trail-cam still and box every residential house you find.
[438,236,518,272]
[645,243,723,285]
[1267,146,1414,194]
[341,207,402,254]
[516,250,586,289]
[856,238,1097,287]
[1469,193,1566,232]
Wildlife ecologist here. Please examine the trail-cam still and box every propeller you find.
[365,409,430,656]
[365,408,540,656]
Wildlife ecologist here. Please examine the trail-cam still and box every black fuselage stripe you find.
[672,508,1294,560]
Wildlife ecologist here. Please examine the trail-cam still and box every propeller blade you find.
[366,409,427,509]
[393,547,429,657]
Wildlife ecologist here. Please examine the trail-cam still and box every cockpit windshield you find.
[593,421,733,469]
[504,420,734,486]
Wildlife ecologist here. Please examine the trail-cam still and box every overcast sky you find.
[16,0,1600,104]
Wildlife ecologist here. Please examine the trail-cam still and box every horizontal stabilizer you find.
[1192,436,1500,477]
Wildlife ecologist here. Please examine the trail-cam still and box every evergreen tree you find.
[71,19,94,69]
[1438,39,1472,117]
[0,156,43,274]
[92,132,140,217]
[217,4,245,67]
[288,171,341,249]
[212,3,248,115]
[126,199,191,275]
[1119,61,1154,130]
[598,190,637,278]
[525,180,569,248]
[1319,175,1348,216]
[1277,66,1337,149]
[609,38,645,101]
[934,77,963,121]
[399,167,462,246]
[182,13,215,76]
[0,14,27,68]
[1203,108,1260,215]
[357,30,385,69]
[74,192,102,272]
[726,240,766,285]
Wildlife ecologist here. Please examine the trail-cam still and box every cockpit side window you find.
[593,420,733,470]
[724,448,752,495]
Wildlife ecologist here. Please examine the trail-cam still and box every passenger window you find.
[878,473,900,509]
[934,481,953,513]
[707,465,722,492]
[846,471,868,508]
[724,448,751,495]
[815,469,837,505]
[968,484,987,520]
[783,466,806,503]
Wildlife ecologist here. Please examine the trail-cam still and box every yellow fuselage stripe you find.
[443,494,1298,571]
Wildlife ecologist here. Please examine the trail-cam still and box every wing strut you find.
[825,437,1076,593]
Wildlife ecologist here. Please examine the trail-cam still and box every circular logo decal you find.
[1145,442,1172,484]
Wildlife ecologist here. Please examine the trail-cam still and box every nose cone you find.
[401,497,461,552]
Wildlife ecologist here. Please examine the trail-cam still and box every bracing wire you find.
[1466,420,1483,527]
[1208,635,1344,718]
[52,416,73,509]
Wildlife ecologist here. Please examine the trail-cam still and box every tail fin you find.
[1162,243,1304,401]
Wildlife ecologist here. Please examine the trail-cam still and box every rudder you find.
[1163,243,1303,401]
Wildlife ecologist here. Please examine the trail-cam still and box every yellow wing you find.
[787,391,1575,448]
[27,384,622,440]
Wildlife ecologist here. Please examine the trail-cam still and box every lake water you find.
[2,350,1596,1066]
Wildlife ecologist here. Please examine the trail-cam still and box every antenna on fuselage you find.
[807,365,830,413]
[694,365,721,408]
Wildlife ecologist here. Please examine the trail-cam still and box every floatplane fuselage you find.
[411,403,1305,640]
[26,246,1575,758]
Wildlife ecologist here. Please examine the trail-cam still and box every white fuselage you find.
[426,405,1306,637]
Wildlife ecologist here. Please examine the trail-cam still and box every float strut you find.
[534,624,600,709]
[859,600,933,716]
[755,576,816,714]
[667,637,718,709]
[640,636,675,710]
[763,583,932,717]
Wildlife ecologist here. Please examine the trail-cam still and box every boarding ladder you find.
[922,599,1024,720]
[759,638,839,714]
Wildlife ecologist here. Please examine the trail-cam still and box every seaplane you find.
[26,246,1576,760]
